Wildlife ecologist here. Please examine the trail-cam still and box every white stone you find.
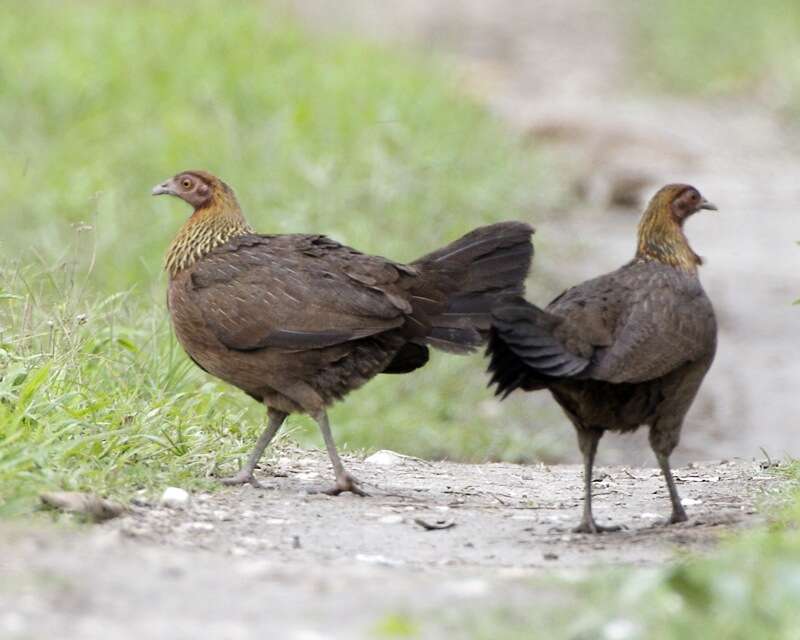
[443,579,489,598]
[160,487,190,509]
[364,450,405,466]
[379,514,404,524]
[355,554,404,566]
[603,618,641,640]
[639,512,661,519]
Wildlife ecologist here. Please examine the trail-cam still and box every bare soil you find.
[0,452,784,639]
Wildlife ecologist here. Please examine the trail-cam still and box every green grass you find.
[633,0,800,109]
[0,0,557,291]
[0,1,561,513]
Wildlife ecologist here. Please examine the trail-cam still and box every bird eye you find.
[181,179,192,189]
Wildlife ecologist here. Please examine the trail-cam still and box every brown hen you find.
[487,184,718,532]
[154,170,533,495]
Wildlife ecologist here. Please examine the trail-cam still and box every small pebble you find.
[379,514,404,524]
[443,579,488,597]
[355,554,404,566]
[364,450,405,466]
[160,487,190,509]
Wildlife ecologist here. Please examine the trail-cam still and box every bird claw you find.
[572,520,624,534]
[669,509,688,525]
[219,471,265,489]
[317,473,369,497]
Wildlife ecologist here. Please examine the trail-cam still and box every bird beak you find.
[698,198,718,211]
[151,181,173,196]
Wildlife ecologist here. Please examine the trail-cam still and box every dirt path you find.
[1,452,783,639]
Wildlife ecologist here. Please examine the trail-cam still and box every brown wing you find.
[188,234,424,352]
[549,262,717,384]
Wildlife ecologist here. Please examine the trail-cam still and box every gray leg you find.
[221,407,287,488]
[656,453,688,524]
[649,423,688,524]
[312,410,367,497]
[573,428,620,534]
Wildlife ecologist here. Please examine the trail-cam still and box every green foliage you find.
[634,0,800,108]
[0,0,553,292]
[563,522,800,640]
[0,1,559,512]
[0,263,262,515]
[373,613,420,638]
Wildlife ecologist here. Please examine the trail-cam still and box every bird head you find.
[636,184,718,272]
[156,171,252,277]
[648,184,717,223]
[151,170,229,210]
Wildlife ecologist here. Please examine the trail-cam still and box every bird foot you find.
[317,473,369,497]
[669,509,688,525]
[572,519,624,534]
[219,470,265,489]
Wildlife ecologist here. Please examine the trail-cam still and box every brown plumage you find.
[154,170,534,495]
[487,184,718,532]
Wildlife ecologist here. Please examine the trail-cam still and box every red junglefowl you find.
[487,184,718,533]
[153,170,533,495]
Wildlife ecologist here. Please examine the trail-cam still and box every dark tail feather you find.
[486,329,532,398]
[412,222,534,354]
[382,342,429,374]
[486,297,590,398]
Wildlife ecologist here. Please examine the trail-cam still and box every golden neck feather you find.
[635,205,701,273]
[165,189,253,277]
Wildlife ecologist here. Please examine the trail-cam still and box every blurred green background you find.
[636,0,800,108]
[0,0,565,513]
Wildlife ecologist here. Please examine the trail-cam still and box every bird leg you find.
[312,410,368,497]
[656,453,688,524]
[650,423,688,524]
[220,407,287,488]
[573,428,621,534]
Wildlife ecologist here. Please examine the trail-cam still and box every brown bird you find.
[153,170,533,495]
[487,184,718,533]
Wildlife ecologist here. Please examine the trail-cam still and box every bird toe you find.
[220,471,264,489]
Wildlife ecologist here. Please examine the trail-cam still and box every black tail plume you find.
[486,297,590,398]
[413,222,534,354]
